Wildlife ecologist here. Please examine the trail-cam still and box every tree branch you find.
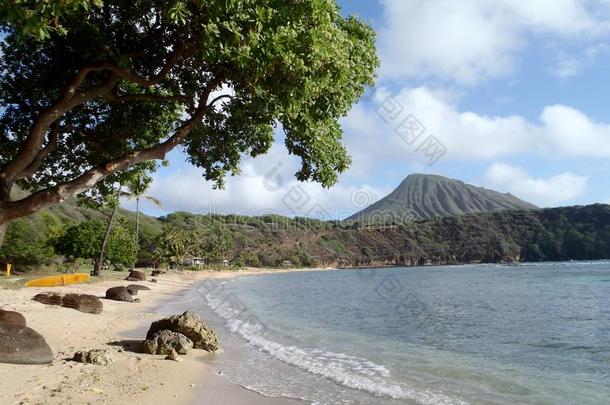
[0,73,225,223]
[105,92,190,104]
[207,94,233,108]
[0,43,187,185]
[16,123,60,181]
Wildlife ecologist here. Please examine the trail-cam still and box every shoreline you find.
[0,269,317,405]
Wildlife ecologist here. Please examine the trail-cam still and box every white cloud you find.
[137,142,390,219]
[342,86,610,168]
[484,163,587,206]
[549,58,584,79]
[378,0,610,84]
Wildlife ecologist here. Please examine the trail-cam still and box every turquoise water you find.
[171,262,610,404]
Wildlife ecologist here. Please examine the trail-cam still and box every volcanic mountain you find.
[348,174,538,221]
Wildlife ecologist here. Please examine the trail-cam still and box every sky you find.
[124,0,610,219]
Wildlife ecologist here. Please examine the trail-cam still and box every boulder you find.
[146,311,218,352]
[61,294,103,314]
[125,270,146,281]
[142,330,193,355]
[127,284,151,292]
[105,286,133,302]
[33,292,103,314]
[151,270,164,277]
[32,292,63,306]
[0,309,26,326]
[73,349,113,366]
[126,284,150,296]
[0,324,54,365]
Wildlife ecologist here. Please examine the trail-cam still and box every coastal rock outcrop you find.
[125,270,146,281]
[33,292,103,314]
[142,330,193,355]
[146,311,218,352]
[73,349,114,365]
[0,324,54,364]
[0,309,26,326]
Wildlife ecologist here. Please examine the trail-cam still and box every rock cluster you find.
[33,292,103,314]
[73,349,114,365]
[146,311,219,352]
[143,311,219,360]
[142,329,193,355]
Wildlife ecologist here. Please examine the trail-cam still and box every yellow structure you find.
[25,273,90,287]
[5,263,11,277]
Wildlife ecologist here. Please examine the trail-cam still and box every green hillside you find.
[2,193,610,271]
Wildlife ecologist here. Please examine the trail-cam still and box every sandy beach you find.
[0,269,317,405]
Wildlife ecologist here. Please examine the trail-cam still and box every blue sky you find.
[128,0,610,218]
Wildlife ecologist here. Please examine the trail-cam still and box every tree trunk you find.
[0,221,7,250]
[135,197,141,246]
[93,184,122,276]
[0,179,12,251]
[133,197,140,270]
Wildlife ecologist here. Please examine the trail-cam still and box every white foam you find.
[205,290,468,405]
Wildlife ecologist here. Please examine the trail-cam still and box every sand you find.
[0,269,314,405]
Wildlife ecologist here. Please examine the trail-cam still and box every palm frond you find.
[144,195,162,208]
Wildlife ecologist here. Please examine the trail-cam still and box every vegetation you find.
[3,198,610,273]
[56,220,137,271]
[0,0,379,254]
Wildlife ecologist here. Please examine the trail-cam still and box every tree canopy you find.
[56,219,137,269]
[0,0,379,228]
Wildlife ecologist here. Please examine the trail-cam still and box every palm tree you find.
[126,175,162,246]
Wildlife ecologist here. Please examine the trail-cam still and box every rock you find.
[126,284,151,296]
[32,292,63,306]
[143,330,193,355]
[61,294,103,314]
[0,309,26,326]
[0,324,54,365]
[125,270,146,281]
[150,278,158,283]
[33,293,103,314]
[105,286,133,302]
[73,349,113,366]
[146,311,218,352]
[151,270,164,277]
[165,349,182,362]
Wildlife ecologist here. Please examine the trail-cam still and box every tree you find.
[125,175,162,247]
[56,219,137,270]
[0,1,379,247]
[153,225,192,268]
[0,212,61,266]
[195,224,235,264]
[0,1,102,39]
[95,183,124,275]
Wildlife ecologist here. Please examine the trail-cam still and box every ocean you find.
[163,262,610,405]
